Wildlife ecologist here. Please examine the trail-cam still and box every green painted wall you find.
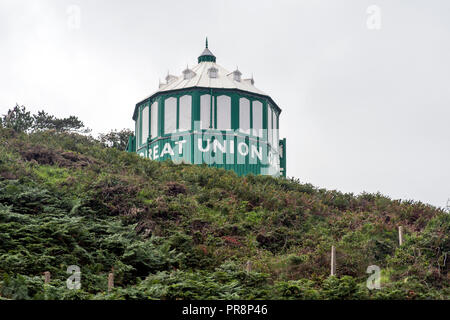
[132,88,285,177]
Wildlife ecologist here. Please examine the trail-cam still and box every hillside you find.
[0,127,448,300]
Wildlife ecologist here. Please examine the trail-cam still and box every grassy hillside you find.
[0,127,448,299]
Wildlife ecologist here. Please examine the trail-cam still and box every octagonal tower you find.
[127,39,286,177]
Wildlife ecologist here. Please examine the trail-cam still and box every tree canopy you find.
[1,104,88,134]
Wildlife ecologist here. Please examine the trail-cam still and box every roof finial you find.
[198,37,216,63]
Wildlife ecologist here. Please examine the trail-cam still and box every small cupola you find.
[198,37,216,63]
[243,75,255,85]
[207,66,219,78]
[165,73,178,84]
[182,66,196,80]
[231,68,242,82]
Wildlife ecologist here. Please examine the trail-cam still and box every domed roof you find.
[154,61,267,96]
[134,39,281,121]
[139,38,267,100]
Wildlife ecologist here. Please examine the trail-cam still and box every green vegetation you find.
[0,123,448,300]
[1,105,87,134]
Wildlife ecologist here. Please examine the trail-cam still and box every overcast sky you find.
[1,0,449,208]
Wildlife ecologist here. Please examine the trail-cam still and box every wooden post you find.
[43,271,51,284]
[398,226,403,246]
[330,246,336,276]
[107,272,114,292]
[246,260,252,273]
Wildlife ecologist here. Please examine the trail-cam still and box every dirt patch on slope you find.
[20,145,98,168]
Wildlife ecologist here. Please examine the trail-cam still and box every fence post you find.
[330,246,336,276]
[108,272,114,292]
[43,271,51,284]
[246,260,252,273]
[398,226,403,246]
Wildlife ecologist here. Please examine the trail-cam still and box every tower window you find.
[239,98,250,134]
[200,94,211,129]
[136,111,141,146]
[268,104,273,147]
[142,105,149,144]
[164,97,177,134]
[151,101,158,139]
[253,101,263,137]
[216,95,231,130]
[273,111,279,151]
[179,95,192,131]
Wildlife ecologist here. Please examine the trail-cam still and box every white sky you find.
[1,0,449,208]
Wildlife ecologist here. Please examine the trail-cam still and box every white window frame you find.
[200,94,211,129]
[252,100,263,138]
[273,110,278,151]
[216,95,231,130]
[164,97,177,135]
[142,105,149,144]
[239,98,250,134]
[179,95,192,132]
[268,105,273,147]
[151,101,158,139]
[137,110,141,146]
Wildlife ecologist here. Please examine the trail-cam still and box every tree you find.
[33,110,87,133]
[1,106,89,134]
[52,115,86,133]
[32,110,55,131]
[99,129,134,150]
[1,104,34,133]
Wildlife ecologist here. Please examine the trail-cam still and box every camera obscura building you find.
[127,39,286,177]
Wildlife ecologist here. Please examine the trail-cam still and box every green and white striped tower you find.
[128,39,286,177]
